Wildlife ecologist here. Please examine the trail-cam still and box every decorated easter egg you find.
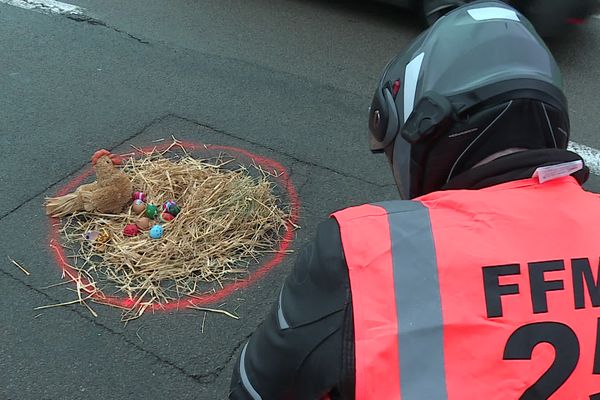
[149,225,163,239]
[145,204,159,219]
[132,199,146,214]
[132,191,146,202]
[160,212,174,222]
[162,200,176,212]
[96,229,111,244]
[94,229,112,251]
[83,231,100,241]
[162,200,180,216]
[167,204,181,216]
[123,224,140,237]
[136,217,152,230]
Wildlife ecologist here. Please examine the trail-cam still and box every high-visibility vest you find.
[332,176,600,400]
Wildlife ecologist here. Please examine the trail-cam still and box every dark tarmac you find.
[1,1,599,399]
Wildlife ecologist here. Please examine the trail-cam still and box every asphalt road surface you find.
[1,1,599,399]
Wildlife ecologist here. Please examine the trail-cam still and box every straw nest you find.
[58,144,292,316]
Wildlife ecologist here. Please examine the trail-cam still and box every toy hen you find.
[45,149,133,217]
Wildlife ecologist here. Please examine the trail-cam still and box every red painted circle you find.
[48,141,300,312]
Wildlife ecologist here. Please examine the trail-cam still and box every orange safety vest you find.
[332,176,600,400]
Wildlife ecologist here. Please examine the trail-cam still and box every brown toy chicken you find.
[45,149,133,217]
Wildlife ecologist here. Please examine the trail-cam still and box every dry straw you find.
[58,141,291,319]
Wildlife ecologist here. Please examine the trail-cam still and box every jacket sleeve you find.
[229,218,355,400]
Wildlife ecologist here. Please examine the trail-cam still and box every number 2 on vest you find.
[503,319,600,399]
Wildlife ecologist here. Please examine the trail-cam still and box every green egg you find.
[145,204,159,219]
[168,204,181,216]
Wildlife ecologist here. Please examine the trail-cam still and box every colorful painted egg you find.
[162,200,180,216]
[132,199,146,214]
[160,212,174,222]
[136,217,152,230]
[94,229,112,251]
[83,231,100,241]
[132,191,146,202]
[149,225,163,239]
[123,224,140,237]
[162,200,176,212]
[167,204,181,216]
[96,229,111,244]
[145,204,159,219]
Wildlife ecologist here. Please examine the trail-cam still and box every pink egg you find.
[132,191,146,202]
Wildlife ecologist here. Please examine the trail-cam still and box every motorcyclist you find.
[230,2,598,398]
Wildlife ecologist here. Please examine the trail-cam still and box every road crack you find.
[191,334,251,384]
[0,114,171,223]
[66,13,149,44]
[173,114,395,189]
[0,265,208,386]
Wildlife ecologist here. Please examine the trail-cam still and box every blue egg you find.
[149,225,163,239]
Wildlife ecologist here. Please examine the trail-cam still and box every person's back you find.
[229,2,599,398]
[335,174,600,398]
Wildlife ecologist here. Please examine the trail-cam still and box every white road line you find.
[568,141,600,176]
[0,0,83,15]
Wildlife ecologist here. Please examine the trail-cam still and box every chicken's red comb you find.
[109,154,122,165]
[91,149,112,165]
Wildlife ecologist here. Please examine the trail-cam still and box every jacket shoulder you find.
[332,200,425,222]
[282,217,349,327]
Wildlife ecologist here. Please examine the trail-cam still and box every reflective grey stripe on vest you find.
[376,200,448,399]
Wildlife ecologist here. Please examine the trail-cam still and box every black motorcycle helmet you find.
[369,0,570,199]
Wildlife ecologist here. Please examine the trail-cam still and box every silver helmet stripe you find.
[403,52,425,123]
